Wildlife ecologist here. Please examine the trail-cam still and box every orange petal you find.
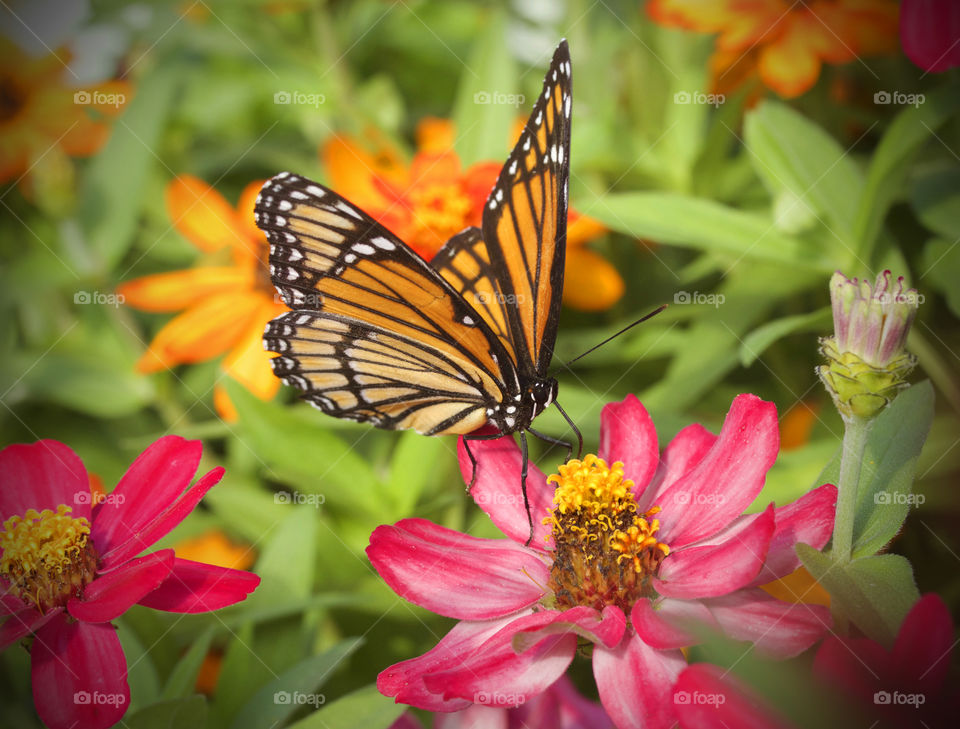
[566,211,607,248]
[509,117,527,147]
[408,151,461,187]
[321,133,400,210]
[781,400,820,450]
[118,267,254,313]
[760,566,831,607]
[222,300,286,400]
[174,531,255,570]
[462,161,501,225]
[166,175,248,253]
[58,117,110,157]
[237,178,269,245]
[562,247,625,312]
[135,292,263,372]
[757,22,824,98]
[213,385,238,422]
[416,117,456,154]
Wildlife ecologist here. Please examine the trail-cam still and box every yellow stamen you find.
[0,504,98,614]
[409,183,472,247]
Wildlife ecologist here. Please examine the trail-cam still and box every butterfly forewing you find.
[480,40,571,377]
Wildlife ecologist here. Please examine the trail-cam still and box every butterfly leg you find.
[527,427,573,463]
[552,401,583,460]
[461,433,507,492]
[519,429,534,546]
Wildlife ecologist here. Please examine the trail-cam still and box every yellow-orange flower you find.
[648,0,899,98]
[117,175,286,421]
[321,118,624,311]
[174,530,256,570]
[0,39,131,186]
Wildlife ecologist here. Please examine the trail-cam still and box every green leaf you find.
[586,192,829,269]
[739,307,832,366]
[211,622,273,729]
[451,9,516,166]
[744,101,863,235]
[799,545,918,647]
[921,237,960,319]
[250,507,317,605]
[910,166,960,238]
[122,696,207,729]
[230,639,363,729]
[118,620,161,709]
[849,382,935,558]
[853,81,960,264]
[287,684,406,729]
[161,627,216,700]
[386,430,452,515]
[79,66,180,270]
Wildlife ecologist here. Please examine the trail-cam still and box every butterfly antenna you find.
[551,304,667,374]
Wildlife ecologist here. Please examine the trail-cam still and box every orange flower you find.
[117,175,286,421]
[174,530,256,570]
[648,0,899,98]
[0,39,131,186]
[321,118,624,311]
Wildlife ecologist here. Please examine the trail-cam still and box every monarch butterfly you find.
[256,40,579,539]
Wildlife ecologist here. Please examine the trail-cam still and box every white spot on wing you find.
[371,236,396,250]
[352,243,375,255]
[306,185,325,197]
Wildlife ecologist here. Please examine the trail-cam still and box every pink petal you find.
[390,712,432,729]
[656,394,779,547]
[0,606,60,651]
[631,598,719,651]
[653,505,775,599]
[891,593,954,694]
[367,518,548,620]
[1,588,29,615]
[457,435,555,550]
[593,633,685,729]
[813,635,889,704]
[513,605,626,651]
[424,610,579,706]
[31,616,130,729]
[91,436,202,559]
[67,550,174,623]
[749,484,837,587]
[638,424,716,512]
[0,440,90,521]
[550,674,613,729]
[673,663,797,729]
[704,588,831,659]
[97,466,224,569]
[378,613,533,712]
[436,705,508,729]
[136,558,260,613]
[599,394,659,498]
[900,0,960,73]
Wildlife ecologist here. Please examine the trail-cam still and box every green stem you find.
[832,415,873,564]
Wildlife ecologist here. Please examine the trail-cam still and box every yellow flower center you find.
[409,182,472,252]
[544,455,669,613]
[0,505,98,614]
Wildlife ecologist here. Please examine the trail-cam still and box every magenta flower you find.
[0,436,260,729]
[390,675,612,729]
[368,394,837,729]
[900,0,960,72]
[673,593,959,729]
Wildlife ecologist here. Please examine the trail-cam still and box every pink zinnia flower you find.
[673,593,958,729]
[0,436,261,729]
[900,0,960,72]
[390,675,612,728]
[368,394,837,729]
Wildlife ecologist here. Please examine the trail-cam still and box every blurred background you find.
[1,0,957,727]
